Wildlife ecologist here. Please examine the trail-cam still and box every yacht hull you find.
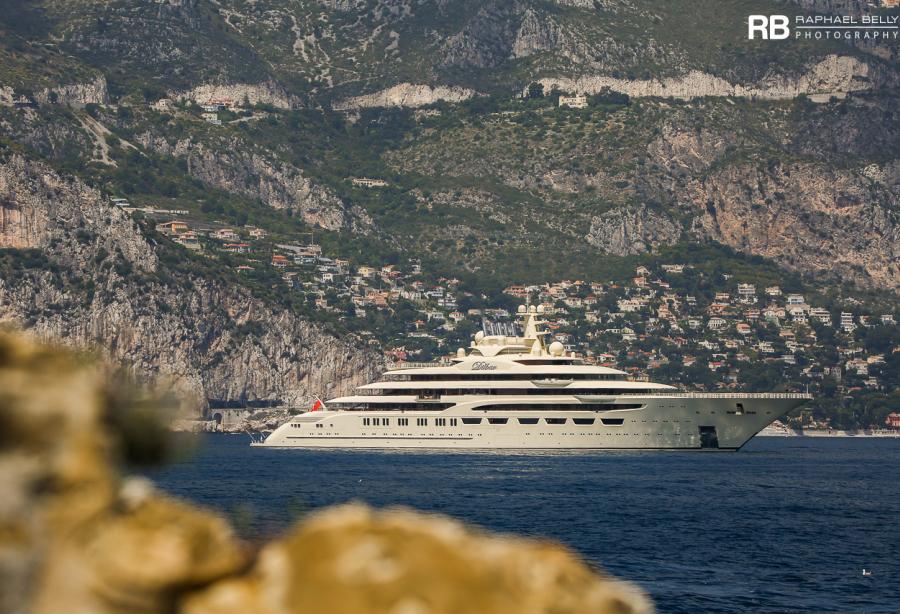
[257,395,807,451]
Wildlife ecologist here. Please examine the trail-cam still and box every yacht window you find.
[363,418,370,426]
[417,418,428,426]
[436,418,446,426]
[398,418,408,426]
[462,418,482,425]
[573,418,595,425]
[473,403,644,412]
[450,418,458,426]
[315,423,323,428]
[601,418,625,426]
[517,418,539,425]
[384,418,390,426]
[545,418,566,425]
[487,418,508,425]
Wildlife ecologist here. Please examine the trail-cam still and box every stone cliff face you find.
[0,75,109,108]
[690,162,900,291]
[641,117,900,291]
[333,83,477,110]
[585,205,682,256]
[0,155,381,414]
[174,81,300,109]
[535,55,878,100]
[136,133,372,232]
[34,75,110,107]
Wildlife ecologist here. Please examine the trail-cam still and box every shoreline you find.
[759,428,900,438]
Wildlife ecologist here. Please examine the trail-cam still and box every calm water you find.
[149,436,900,613]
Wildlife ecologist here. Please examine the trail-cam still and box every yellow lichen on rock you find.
[0,331,653,614]
[182,504,652,614]
[0,332,248,614]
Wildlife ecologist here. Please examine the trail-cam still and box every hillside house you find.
[505,284,527,298]
[156,221,190,235]
[247,227,267,239]
[272,254,289,268]
[661,264,684,274]
[223,243,250,254]
[558,94,588,109]
[766,286,782,297]
[351,177,388,188]
[736,322,752,335]
[881,314,896,325]
[786,294,805,306]
[737,284,756,301]
[213,228,239,241]
[809,308,832,324]
[708,317,728,331]
[152,99,174,112]
[840,312,856,332]
[173,232,201,251]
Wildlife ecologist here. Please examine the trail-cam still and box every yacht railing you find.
[387,361,454,370]
[613,392,812,399]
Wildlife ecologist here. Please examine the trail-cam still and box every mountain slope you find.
[0,153,380,413]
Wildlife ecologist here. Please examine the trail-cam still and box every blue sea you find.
[149,436,900,613]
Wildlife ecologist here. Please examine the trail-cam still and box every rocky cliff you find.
[174,81,300,109]
[34,75,110,107]
[534,55,879,100]
[0,155,381,414]
[689,162,900,291]
[333,83,477,110]
[585,205,682,256]
[135,133,372,232]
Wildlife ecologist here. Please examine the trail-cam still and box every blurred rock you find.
[182,504,652,614]
[0,331,653,614]
[0,332,247,614]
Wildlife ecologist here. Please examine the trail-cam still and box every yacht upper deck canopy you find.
[360,380,675,391]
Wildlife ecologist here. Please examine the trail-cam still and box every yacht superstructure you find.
[257,306,810,450]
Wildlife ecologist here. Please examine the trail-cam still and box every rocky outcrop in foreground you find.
[0,332,653,614]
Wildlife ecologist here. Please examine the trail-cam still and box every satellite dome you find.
[529,305,537,313]
[536,305,544,314]
[457,348,466,358]
[517,305,527,313]
[474,331,485,342]
[549,341,565,356]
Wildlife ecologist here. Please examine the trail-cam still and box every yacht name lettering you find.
[471,361,497,371]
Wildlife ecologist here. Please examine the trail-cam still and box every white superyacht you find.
[257,306,810,451]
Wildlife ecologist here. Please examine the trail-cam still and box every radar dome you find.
[536,305,544,314]
[529,305,537,313]
[517,305,526,313]
[549,341,565,356]
[457,348,466,358]
[474,331,485,342]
